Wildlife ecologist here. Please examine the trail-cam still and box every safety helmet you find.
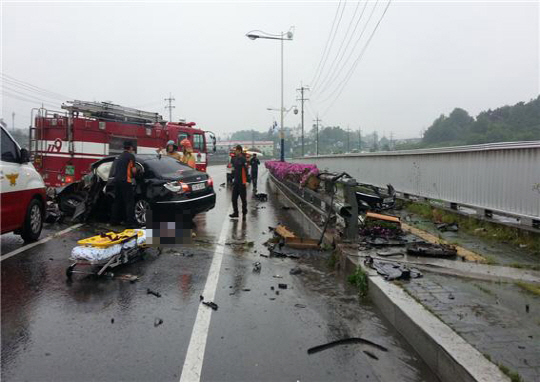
[181,138,192,149]
[167,140,175,146]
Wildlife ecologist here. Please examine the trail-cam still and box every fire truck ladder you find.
[61,100,165,124]
[28,107,69,163]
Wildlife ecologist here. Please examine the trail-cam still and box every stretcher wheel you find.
[66,263,76,278]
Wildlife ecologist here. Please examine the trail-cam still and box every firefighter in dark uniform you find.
[249,153,260,191]
[229,145,248,218]
[111,141,138,227]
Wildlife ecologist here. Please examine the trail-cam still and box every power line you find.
[1,73,74,101]
[3,91,59,109]
[312,0,371,98]
[3,85,65,105]
[310,0,347,91]
[320,0,392,117]
[314,0,380,101]
[312,0,366,96]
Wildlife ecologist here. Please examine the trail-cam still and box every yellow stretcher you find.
[77,229,145,248]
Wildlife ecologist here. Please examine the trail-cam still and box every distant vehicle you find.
[1,123,46,242]
[55,154,216,226]
[29,100,216,187]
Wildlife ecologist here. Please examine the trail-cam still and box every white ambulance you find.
[1,123,46,242]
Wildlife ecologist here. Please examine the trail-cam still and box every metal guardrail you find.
[268,172,359,241]
[294,141,540,229]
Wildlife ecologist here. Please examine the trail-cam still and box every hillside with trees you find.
[421,96,540,147]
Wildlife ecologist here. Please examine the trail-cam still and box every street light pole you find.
[280,33,285,161]
[246,28,293,162]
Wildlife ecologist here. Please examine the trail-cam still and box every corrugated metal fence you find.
[294,141,540,225]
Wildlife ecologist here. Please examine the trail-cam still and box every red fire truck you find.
[29,100,216,187]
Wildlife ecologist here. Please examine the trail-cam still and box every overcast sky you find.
[1,0,538,139]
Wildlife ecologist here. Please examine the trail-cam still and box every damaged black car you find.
[51,154,216,225]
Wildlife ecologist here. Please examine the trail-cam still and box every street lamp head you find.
[286,31,294,39]
[246,34,259,40]
[293,108,299,115]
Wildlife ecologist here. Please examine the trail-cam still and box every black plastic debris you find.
[255,193,268,202]
[368,238,406,248]
[363,350,379,360]
[270,286,275,290]
[294,304,307,308]
[111,318,115,324]
[289,267,302,275]
[307,337,388,355]
[436,222,459,232]
[278,283,288,289]
[200,295,204,302]
[406,241,457,258]
[147,288,162,298]
[253,262,261,272]
[154,318,163,327]
[202,301,218,311]
[372,261,422,280]
[242,288,251,292]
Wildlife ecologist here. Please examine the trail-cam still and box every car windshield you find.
[144,156,193,179]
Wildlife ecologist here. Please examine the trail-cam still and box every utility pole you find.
[347,125,350,153]
[313,115,322,155]
[296,84,309,157]
[164,93,175,122]
[358,127,362,152]
[390,131,394,150]
[11,112,15,130]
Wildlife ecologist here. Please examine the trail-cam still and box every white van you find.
[1,123,46,242]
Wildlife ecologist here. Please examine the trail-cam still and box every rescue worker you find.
[229,145,248,218]
[157,140,182,161]
[180,138,196,168]
[111,141,138,227]
[249,153,260,191]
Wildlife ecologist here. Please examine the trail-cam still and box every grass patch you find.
[327,250,339,269]
[515,282,540,296]
[498,364,522,382]
[347,266,369,297]
[508,262,540,271]
[404,202,540,256]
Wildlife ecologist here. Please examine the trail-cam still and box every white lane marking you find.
[1,223,84,261]
[180,218,231,382]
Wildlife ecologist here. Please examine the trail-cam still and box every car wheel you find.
[134,198,150,226]
[21,198,44,242]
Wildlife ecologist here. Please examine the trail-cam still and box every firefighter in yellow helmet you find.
[180,138,196,169]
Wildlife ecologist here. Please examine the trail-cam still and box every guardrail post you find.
[343,179,358,241]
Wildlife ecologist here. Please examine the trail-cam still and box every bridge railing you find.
[293,141,540,229]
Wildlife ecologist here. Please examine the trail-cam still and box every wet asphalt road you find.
[1,165,437,381]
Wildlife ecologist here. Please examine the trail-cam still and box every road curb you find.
[337,248,509,382]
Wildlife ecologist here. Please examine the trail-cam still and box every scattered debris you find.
[290,267,303,275]
[365,212,400,224]
[116,274,139,282]
[154,318,163,327]
[526,304,530,313]
[242,288,251,292]
[278,283,288,289]
[307,337,388,355]
[254,193,268,202]
[269,298,276,300]
[147,288,162,298]
[369,238,406,248]
[273,275,283,279]
[275,291,279,295]
[260,254,269,258]
[285,237,320,250]
[202,301,218,311]
[448,294,455,300]
[281,206,294,210]
[200,295,204,302]
[363,350,379,360]
[376,251,404,257]
[253,262,261,272]
[275,225,296,239]
[270,286,275,290]
[474,228,487,233]
[436,222,459,232]
[294,304,306,308]
[111,318,114,324]
[406,241,457,258]
[372,261,422,280]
